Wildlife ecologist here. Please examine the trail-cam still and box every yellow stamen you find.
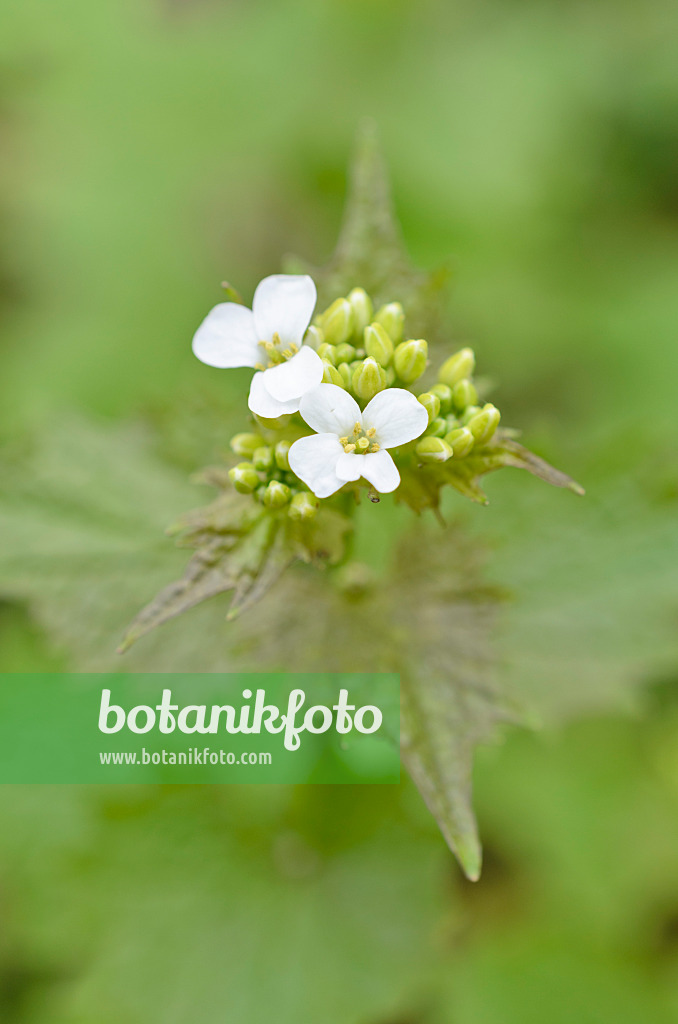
[366,427,377,438]
[369,443,381,453]
[343,442,356,453]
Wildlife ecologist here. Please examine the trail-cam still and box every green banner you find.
[0,673,400,784]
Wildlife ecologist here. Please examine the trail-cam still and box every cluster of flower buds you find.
[414,347,501,464]
[228,432,319,520]
[192,274,506,503]
[309,288,429,402]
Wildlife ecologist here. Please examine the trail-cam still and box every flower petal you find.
[192,303,259,368]
[335,452,363,483]
[299,384,361,436]
[248,371,299,418]
[360,450,401,493]
[288,434,346,499]
[252,274,317,347]
[263,346,324,402]
[362,388,429,448]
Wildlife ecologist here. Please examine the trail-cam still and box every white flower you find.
[289,384,428,498]
[192,274,324,418]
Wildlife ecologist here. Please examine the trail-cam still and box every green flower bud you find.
[317,298,354,346]
[304,325,324,350]
[352,357,387,401]
[228,462,260,494]
[461,404,482,425]
[384,365,396,386]
[229,432,265,458]
[337,362,352,389]
[430,383,453,415]
[426,417,447,438]
[322,360,346,387]
[263,480,291,509]
[274,440,291,471]
[417,392,441,424]
[335,342,357,364]
[288,491,319,521]
[394,339,428,384]
[416,436,453,463]
[347,288,373,337]
[375,302,404,344]
[467,403,501,446]
[438,347,476,388]
[443,426,475,457]
[252,446,274,473]
[364,323,394,367]
[451,379,478,413]
[317,342,337,365]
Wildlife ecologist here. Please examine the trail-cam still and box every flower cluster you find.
[192,274,503,512]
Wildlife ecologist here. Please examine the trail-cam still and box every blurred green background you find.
[1,0,677,1020]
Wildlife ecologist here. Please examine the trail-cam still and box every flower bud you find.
[317,298,354,346]
[322,360,345,387]
[288,491,319,521]
[438,347,475,388]
[364,323,394,367]
[274,440,291,471]
[252,446,274,473]
[263,480,291,509]
[335,342,357,364]
[417,392,441,424]
[229,432,265,458]
[317,342,337,365]
[467,403,501,446]
[303,325,324,350]
[451,379,478,412]
[394,339,428,384]
[348,288,373,337]
[426,417,447,438]
[416,436,453,463]
[352,357,387,401]
[337,362,352,389]
[375,302,404,343]
[228,462,260,494]
[430,383,453,415]
[461,404,482,425]
[443,426,475,458]
[384,365,396,386]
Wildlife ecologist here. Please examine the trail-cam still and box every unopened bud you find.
[375,302,404,343]
[228,462,259,494]
[364,323,394,367]
[384,365,396,386]
[394,339,428,384]
[274,440,291,470]
[288,490,319,521]
[430,383,453,415]
[461,404,482,425]
[317,298,354,345]
[416,436,453,463]
[252,446,274,473]
[443,426,475,457]
[352,357,387,401]
[229,432,265,458]
[348,288,373,337]
[335,342,357,363]
[467,403,501,446]
[322,361,345,387]
[337,362,352,389]
[317,342,337,365]
[263,480,291,509]
[451,379,478,412]
[426,417,447,438]
[303,325,324,350]
[438,347,475,388]
[417,392,441,424]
